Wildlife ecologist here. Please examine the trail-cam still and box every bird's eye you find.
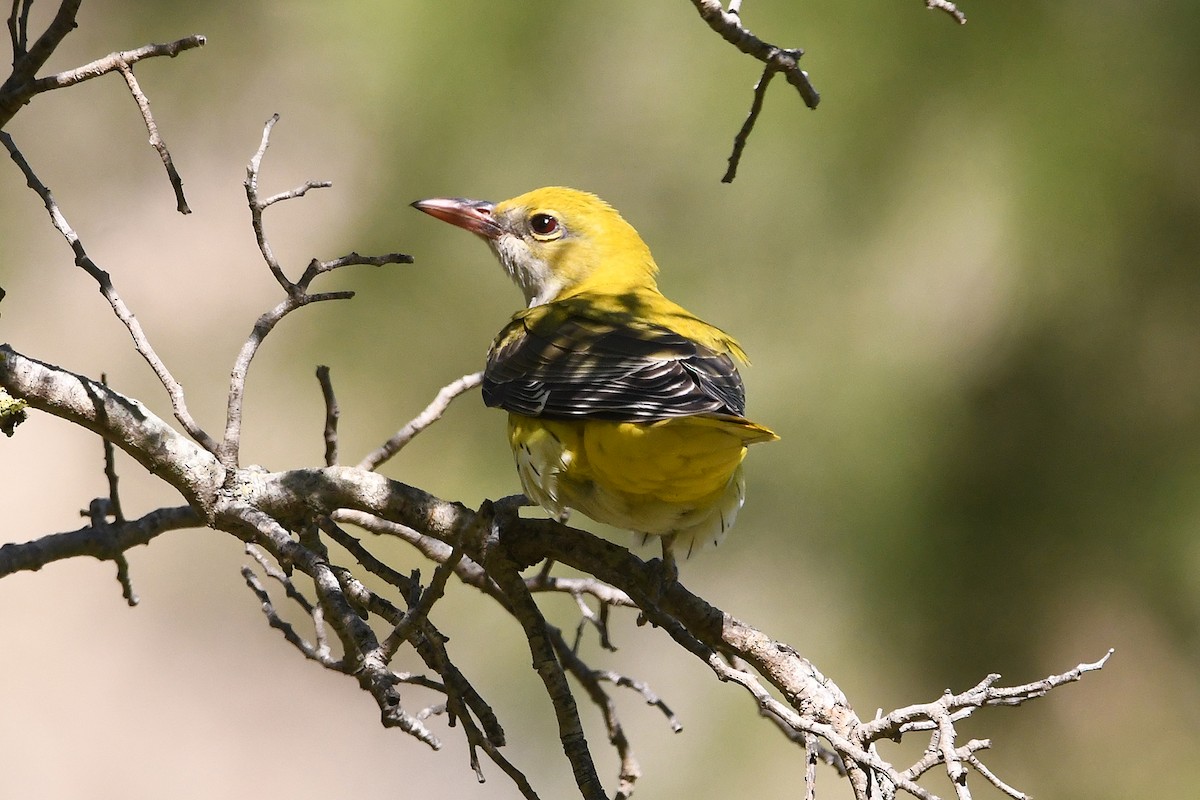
[529,213,560,239]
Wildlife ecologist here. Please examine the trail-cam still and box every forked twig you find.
[219,115,413,469]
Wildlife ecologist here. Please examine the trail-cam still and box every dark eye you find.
[529,213,560,237]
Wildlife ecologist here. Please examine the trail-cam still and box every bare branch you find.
[722,64,775,183]
[804,732,819,800]
[98,375,126,525]
[965,752,1027,800]
[84,496,139,606]
[242,563,338,667]
[221,116,412,469]
[0,0,81,125]
[858,650,1115,743]
[0,346,224,509]
[316,365,340,466]
[688,0,816,181]
[332,509,503,601]
[2,342,1112,800]
[924,0,967,25]
[484,512,606,800]
[0,135,220,452]
[696,0,965,180]
[0,505,199,578]
[316,517,511,754]
[6,1,33,63]
[245,114,303,294]
[383,533,464,657]
[358,371,483,471]
[25,34,206,94]
[113,60,192,213]
[221,293,348,468]
[594,669,682,733]
[258,179,332,210]
[552,635,643,799]
[297,250,413,292]
[689,0,819,107]
[1,26,205,129]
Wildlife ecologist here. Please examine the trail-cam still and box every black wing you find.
[483,309,746,421]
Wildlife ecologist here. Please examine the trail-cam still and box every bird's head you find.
[412,186,659,307]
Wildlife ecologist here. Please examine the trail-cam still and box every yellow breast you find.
[507,413,771,554]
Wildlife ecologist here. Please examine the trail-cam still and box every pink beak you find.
[411,196,502,239]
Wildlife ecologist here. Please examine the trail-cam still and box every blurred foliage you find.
[3,2,1200,799]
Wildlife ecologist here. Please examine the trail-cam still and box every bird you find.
[412,186,776,577]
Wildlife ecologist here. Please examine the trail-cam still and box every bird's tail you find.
[692,414,779,445]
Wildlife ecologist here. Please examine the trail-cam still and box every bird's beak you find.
[411,197,502,239]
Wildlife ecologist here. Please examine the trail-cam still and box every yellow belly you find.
[507,413,771,555]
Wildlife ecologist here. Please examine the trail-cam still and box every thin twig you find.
[319,518,420,596]
[858,650,1115,743]
[244,543,336,663]
[297,250,413,292]
[924,0,967,25]
[315,365,339,466]
[6,0,32,62]
[594,669,682,733]
[96,373,136,605]
[84,497,138,606]
[966,753,1027,800]
[236,505,442,747]
[803,732,821,800]
[903,739,990,782]
[21,34,207,94]
[98,375,125,525]
[689,0,817,181]
[453,696,540,800]
[316,519,509,749]
[242,564,337,666]
[722,64,775,182]
[245,114,302,294]
[2,29,205,129]
[114,60,191,213]
[358,371,483,471]
[332,509,502,601]
[0,133,219,451]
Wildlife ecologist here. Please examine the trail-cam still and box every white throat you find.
[490,234,565,307]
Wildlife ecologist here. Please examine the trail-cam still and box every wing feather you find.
[483,303,747,421]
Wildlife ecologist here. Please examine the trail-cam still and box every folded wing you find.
[484,303,747,421]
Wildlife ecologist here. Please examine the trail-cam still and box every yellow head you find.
[413,187,659,307]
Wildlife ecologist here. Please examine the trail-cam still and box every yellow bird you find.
[413,187,776,574]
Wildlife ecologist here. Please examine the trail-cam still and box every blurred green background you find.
[3,2,1198,798]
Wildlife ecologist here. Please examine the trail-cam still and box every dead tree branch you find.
[0,338,1114,798]
[2,5,1109,799]
[1,7,205,207]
